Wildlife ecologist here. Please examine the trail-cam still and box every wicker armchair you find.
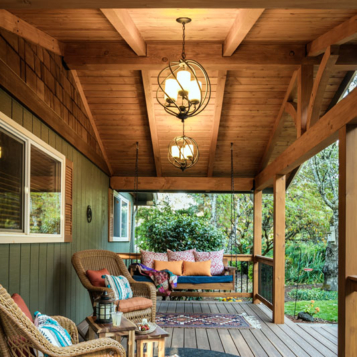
[72,249,156,323]
[0,285,125,357]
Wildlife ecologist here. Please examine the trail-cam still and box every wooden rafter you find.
[255,87,357,191]
[307,14,357,56]
[141,70,162,177]
[259,70,298,170]
[111,176,254,192]
[0,9,64,55]
[297,65,313,135]
[306,46,340,130]
[207,70,227,176]
[100,9,146,56]
[223,9,264,56]
[71,70,113,175]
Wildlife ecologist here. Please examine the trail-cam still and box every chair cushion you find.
[183,260,211,276]
[194,249,225,275]
[86,268,110,287]
[155,260,183,276]
[117,297,153,313]
[167,249,196,262]
[133,275,233,284]
[141,250,168,269]
[11,293,33,323]
[103,275,133,301]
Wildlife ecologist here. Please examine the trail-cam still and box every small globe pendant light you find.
[156,17,211,121]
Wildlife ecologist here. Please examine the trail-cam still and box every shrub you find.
[288,288,337,301]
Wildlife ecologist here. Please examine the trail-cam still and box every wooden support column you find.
[253,190,262,304]
[338,124,357,357]
[273,175,286,324]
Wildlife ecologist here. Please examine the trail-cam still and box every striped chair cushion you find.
[103,275,133,301]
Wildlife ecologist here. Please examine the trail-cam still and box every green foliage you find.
[285,300,337,322]
[136,204,225,252]
[287,288,337,301]
[303,300,320,316]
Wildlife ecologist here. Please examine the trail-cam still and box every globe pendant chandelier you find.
[168,120,199,172]
[156,17,211,121]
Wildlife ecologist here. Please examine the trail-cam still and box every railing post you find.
[338,125,357,357]
[273,175,286,324]
[253,190,262,304]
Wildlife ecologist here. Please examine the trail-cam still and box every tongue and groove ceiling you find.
[5,8,357,179]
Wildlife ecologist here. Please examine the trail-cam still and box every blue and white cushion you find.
[34,312,72,356]
[103,275,133,301]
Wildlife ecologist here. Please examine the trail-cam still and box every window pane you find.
[121,200,128,238]
[113,196,120,237]
[0,128,24,231]
[30,145,61,234]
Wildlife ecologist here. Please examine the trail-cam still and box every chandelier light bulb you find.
[188,80,202,104]
[165,79,179,102]
[177,70,191,94]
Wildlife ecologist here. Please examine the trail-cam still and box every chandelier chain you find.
[182,23,186,60]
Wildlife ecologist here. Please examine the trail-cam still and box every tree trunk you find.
[211,194,217,228]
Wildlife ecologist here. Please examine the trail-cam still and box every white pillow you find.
[103,274,133,301]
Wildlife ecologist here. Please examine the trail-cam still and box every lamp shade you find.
[165,79,179,102]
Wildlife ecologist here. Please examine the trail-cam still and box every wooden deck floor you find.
[156,301,338,357]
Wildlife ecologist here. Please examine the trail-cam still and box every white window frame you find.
[112,191,130,242]
[0,111,66,244]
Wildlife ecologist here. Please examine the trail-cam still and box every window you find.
[113,191,130,242]
[0,112,65,243]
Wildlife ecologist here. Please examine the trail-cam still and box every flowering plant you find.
[304,300,320,316]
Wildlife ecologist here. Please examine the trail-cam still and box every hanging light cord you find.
[181,23,186,60]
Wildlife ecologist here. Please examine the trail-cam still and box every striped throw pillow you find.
[103,275,133,301]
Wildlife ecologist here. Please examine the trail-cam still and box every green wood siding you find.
[0,88,133,324]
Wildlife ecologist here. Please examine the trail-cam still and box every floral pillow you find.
[194,249,224,276]
[167,249,196,263]
[141,249,168,269]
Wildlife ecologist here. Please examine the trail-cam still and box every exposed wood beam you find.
[307,15,357,56]
[255,87,357,191]
[141,70,162,177]
[0,58,110,174]
[100,9,146,56]
[223,9,264,56]
[259,70,298,170]
[0,9,64,55]
[286,165,301,189]
[1,1,357,9]
[207,70,227,176]
[297,65,313,136]
[284,101,297,128]
[110,176,254,192]
[71,70,113,175]
[306,46,340,130]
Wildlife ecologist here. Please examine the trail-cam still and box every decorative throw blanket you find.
[136,263,178,296]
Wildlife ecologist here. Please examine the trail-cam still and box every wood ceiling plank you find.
[100,9,146,56]
[0,9,64,55]
[306,45,340,130]
[71,70,113,175]
[307,14,357,56]
[223,9,264,56]
[297,65,313,135]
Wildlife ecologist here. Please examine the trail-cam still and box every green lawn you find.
[284,300,338,322]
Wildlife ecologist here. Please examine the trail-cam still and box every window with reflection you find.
[113,192,130,241]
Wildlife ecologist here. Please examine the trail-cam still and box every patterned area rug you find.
[156,312,261,329]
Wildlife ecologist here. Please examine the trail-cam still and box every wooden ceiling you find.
[3,7,357,183]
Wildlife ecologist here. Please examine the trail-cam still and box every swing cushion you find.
[194,249,225,275]
[133,275,233,284]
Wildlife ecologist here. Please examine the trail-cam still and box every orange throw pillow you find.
[11,294,34,323]
[183,260,212,276]
[86,268,110,287]
[155,260,183,276]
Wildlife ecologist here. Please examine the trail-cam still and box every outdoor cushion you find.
[183,260,211,276]
[141,250,168,269]
[194,249,225,275]
[86,268,110,287]
[103,275,133,301]
[133,275,233,284]
[117,297,153,313]
[11,293,34,323]
[155,260,183,276]
[167,249,196,262]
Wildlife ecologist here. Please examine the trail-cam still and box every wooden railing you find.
[254,256,274,309]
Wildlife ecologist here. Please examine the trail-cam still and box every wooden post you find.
[273,175,286,324]
[297,65,313,136]
[338,125,357,357]
[253,190,262,304]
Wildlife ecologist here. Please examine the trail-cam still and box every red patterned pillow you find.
[194,249,225,276]
[141,250,168,269]
[167,249,196,263]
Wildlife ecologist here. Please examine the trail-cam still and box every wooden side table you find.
[136,326,169,357]
[86,315,137,357]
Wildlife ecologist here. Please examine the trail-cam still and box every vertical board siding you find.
[0,88,133,324]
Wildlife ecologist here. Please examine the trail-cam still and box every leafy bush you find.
[288,288,337,301]
[136,205,225,252]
